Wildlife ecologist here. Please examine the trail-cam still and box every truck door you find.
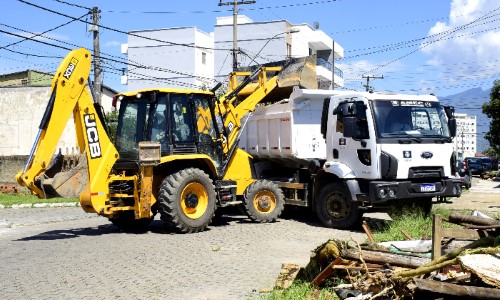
[329,99,378,179]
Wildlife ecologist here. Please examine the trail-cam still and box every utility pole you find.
[91,6,102,104]
[362,75,383,92]
[218,0,255,72]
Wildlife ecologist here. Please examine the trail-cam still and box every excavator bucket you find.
[37,154,89,198]
[234,55,318,102]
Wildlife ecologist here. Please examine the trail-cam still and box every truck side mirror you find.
[448,118,457,137]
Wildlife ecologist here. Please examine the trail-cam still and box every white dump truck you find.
[240,87,462,229]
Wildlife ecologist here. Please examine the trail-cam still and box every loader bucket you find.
[276,55,318,89]
[37,154,89,198]
[235,55,318,102]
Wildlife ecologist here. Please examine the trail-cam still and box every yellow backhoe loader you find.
[16,48,316,233]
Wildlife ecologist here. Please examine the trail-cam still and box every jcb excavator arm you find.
[16,48,118,213]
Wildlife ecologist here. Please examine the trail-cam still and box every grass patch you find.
[261,282,338,300]
[0,193,78,207]
[371,206,458,242]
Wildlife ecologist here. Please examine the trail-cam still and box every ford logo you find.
[421,151,433,159]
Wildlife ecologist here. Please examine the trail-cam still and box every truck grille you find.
[408,167,444,179]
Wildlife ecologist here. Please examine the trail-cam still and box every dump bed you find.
[239,88,344,162]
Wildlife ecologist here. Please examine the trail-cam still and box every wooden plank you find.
[414,278,500,299]
[311,257,344,287]
[342,249,430,268]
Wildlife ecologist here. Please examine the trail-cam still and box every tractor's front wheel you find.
[243,180,285,223]
[158,168,216,233]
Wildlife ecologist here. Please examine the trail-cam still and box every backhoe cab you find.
[16,48,317,233]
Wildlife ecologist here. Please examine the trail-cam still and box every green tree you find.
[104,110,118,143]
[482,80,500,156]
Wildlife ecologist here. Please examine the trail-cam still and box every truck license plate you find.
[420,184,436,192]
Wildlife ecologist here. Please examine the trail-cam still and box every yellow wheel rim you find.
[180,182,208,219]
[253,190,276,214]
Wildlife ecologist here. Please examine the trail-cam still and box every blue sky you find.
[1,0,499,97]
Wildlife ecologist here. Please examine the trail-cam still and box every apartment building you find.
[122,16,344,91]
[454,113,477,159]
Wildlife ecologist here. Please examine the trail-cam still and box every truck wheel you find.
[157,168,216,233]
[243,180,285,223]
[315,183,360,229]
[110,211,152,231]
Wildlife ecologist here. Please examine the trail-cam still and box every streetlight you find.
[247,28,300,67]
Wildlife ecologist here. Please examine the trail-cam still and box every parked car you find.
[464,157,485,175]
[456,159,472,189]
[481,157,493,172]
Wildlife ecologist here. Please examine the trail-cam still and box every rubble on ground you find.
[274,211,500,299]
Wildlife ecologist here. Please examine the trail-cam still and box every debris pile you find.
[275,212,500,299]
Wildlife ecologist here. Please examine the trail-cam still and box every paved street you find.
[435,176,500,216]
[0,177,498,300]
[0,207,366,300]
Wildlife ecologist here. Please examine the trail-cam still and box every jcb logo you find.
[84,114,102,159]
[63,58,79,79]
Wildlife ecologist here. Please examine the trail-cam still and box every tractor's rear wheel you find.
[315,182,361,229]
[243,180,285,223]
[158,168,216,233]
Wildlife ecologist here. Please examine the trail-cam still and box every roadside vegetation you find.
[0,193,77,207]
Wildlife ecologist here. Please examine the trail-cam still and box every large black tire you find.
[110,211,152,232]
[243,180,285,223]
[157,168,216,233]
[315,183,361,229]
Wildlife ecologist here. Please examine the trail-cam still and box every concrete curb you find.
[3,202,80,209]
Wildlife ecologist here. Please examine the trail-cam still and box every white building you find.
[122,16,344,91]
[454,113,477,159]
[122,27,214,91]
[0,85,117,156]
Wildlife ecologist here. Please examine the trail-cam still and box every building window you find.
[202,52,207,65]
[21,79,28,86]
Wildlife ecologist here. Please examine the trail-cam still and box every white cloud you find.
[105,40,121,47]
[422,0,500,81]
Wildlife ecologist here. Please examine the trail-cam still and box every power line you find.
[51,0,91,10]
[17,0,218,51]
[349,5,500,80]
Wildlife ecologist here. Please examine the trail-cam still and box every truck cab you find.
[322,92,461,207]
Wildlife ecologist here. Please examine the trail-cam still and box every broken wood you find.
[432,214,488,259]
[459,254,500,288]
[311,257,344,287]
[342,249,430,269]
[275,263,301,289]
[449,213,500,226]
[362,220,375,243]
[413,278,500,299]
[400,229,414,240]
[396,236,495,281]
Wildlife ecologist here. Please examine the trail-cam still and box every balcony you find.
[316,58,344,88]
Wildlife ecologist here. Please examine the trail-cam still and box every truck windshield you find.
[372,100,451,139]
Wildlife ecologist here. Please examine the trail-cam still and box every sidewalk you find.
[435,176,500,216]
